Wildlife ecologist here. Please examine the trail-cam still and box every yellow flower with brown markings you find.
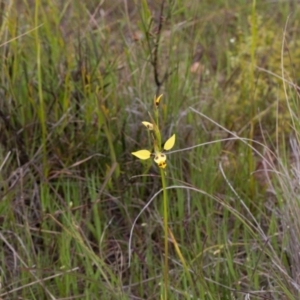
[132,134,175,169]
[154,94,163,107]
[142,121,154,130]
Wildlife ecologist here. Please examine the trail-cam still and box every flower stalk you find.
[131,94,175,299]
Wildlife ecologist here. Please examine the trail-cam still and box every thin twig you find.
[145,0,172,96]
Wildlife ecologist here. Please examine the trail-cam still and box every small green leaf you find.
[163,134,175,151]
[131,150,151,160]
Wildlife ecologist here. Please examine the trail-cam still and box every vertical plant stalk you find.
[131,94,175,299]
[249,0,257,197]
[100,106,120,179]
[34,0,48,175]
[0,0,13,42]
[160,168,169,299]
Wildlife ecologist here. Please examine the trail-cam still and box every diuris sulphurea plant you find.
[131,94,175,299]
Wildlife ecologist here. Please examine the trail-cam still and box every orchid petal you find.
[163,134,175,151]
[131,150,151,160]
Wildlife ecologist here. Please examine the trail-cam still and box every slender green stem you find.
[154,108,162,148]
[249,0,257,198]
[160,168,168,299]
[100,106,120,179]
[35,0,48,175]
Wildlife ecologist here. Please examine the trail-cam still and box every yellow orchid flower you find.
[142,121,154,130]
[154,94,163,107]
[131,134,175,169]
